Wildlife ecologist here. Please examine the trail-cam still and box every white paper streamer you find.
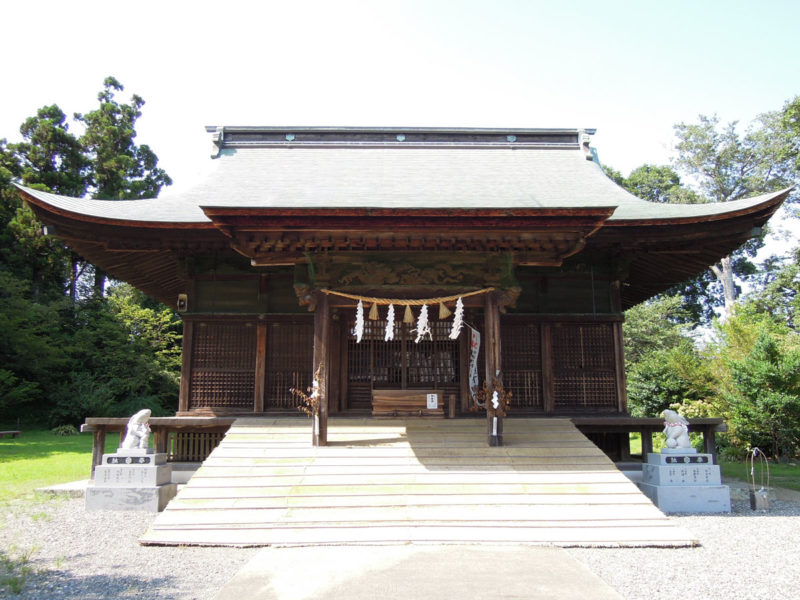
[468,327,480,402]
[415,304,431,343]
[384,303,395,341]
[449,297,464,339]
[355,299,364,343]
[491,390,499,410]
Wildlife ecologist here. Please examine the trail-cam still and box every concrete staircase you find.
[140,417,697,547]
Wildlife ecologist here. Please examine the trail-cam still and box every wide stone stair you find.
[139,417,697,547]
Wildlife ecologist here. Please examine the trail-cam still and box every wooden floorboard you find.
[140,417,698,547]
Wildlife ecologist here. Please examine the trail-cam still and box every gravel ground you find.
[567,498,800,600]
[0,497,258,599]
[2,495,799,599]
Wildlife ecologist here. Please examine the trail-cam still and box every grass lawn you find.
[718,459,800,492]
[0,430,120,503]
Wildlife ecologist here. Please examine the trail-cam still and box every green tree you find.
[48,288,180,427]
[781,95,800,174]
[714,315,800,459]
[0,77,180,427]
[76,76,171,201]
[672,113,795,316]
[3,105,90,302]
[624,164,702,204]
[603,163,701,204]
[623,295,713,417]
[15,105,88,197]
[75,76,172,296]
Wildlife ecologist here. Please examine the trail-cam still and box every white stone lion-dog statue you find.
[662,409,692,449]
[121,408,152,450]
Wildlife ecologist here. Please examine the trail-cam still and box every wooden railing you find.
[81,417,236,477]
[571,417,728,463]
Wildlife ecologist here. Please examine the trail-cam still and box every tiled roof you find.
[15,127,791,225]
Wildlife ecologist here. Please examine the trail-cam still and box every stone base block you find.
[85,483,177,512]
[642,463,721,486]
[639,482,731,513]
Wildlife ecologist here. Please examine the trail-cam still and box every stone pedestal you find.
[638,450,730,513]
[86,449,177,512]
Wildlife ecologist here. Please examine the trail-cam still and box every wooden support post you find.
[154,428,169,456]
[612,320,628,413]
[641,428,654,457]
[484,292,503,446]
[178,319,194,413]
[91,429,106,479]
[254,318,267,413]
[312,292,330,446]
[704,428,717,463]
[541,323,554,414]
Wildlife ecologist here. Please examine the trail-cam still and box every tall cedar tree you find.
[11,105,89,301]
[75,76,172,295]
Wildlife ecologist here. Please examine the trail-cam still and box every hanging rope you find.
[320,287,494,306]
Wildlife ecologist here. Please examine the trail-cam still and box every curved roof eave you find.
[15,184,213,228]
[605,188,792,225]
[15,178,793,232]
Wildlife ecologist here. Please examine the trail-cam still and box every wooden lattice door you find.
[188,319,257,410]
[264,316,314,410]
[500,318,544,411]
[550,322,619,411]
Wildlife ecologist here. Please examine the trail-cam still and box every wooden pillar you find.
[90,429,106,479]
[178,319,194,413]
[312,292,330,446]
[541,323,554,414]
[484,292,503,446]
[254,318,268,413]
[613,320,628,414]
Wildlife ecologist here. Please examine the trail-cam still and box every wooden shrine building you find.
[18,127,790,447]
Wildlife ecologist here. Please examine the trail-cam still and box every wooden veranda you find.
[139,417,699,547]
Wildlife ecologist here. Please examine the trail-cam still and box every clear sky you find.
[2,0,798,197]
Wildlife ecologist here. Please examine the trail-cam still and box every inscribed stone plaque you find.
[642,463,721,486]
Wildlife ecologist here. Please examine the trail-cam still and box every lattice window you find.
[265,317,314,409]
[189,320,257,409]
[550,323,618,410]
[346,316,459,401]
[500,318,543,409]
